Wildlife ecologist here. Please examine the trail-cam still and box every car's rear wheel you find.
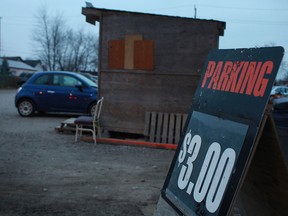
[88,102,96,116]
[17,99,35,117]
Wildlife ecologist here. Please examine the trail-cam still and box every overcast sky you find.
[0,0,287,64]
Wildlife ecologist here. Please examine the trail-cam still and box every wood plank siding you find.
[82,8,225,141]
[100,70,200,135]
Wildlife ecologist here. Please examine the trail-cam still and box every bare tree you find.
[33,7,98,72]
[59,30,98,72]
[277,60,288,81]
[263,43,287,81]
[33,7,66,71]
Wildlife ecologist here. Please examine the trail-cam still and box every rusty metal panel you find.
[134,40,154,70]
[108,40,124,69]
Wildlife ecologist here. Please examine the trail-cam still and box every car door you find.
[67,76,96,112]
[49,74,93,112]
[30,73,54,111]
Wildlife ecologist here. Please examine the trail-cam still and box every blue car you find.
[15,71,98,117]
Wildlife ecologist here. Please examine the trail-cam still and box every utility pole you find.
[0,16,2,57]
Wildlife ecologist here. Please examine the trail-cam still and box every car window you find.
[76,73,97,88]
[34,74,50,85]
[53,75,82,87]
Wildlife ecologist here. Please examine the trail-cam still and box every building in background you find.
[24,60,46,72]
[0,57,37,76]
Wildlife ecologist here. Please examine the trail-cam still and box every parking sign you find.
[161,47,284,215]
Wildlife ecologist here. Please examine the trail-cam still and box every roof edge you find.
[82,7,226,34]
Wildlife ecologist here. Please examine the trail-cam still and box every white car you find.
[270,86,288,100]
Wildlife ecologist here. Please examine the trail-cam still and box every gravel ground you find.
[0,89,175,216]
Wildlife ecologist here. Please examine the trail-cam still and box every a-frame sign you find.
[156,47,287,215]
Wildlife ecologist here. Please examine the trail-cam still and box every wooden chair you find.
[74,97,104,144]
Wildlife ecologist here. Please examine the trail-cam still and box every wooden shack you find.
[82,7,226,143]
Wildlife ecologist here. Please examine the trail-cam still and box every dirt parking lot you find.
[0,89,175,216]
